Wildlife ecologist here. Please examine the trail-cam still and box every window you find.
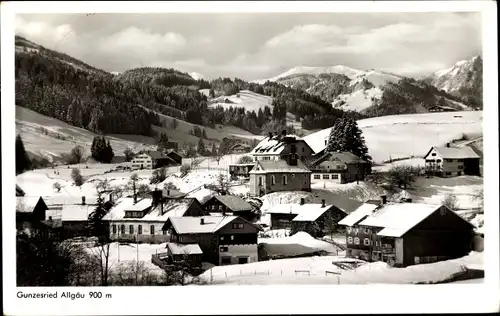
[271,175,275,185]
[138,225,142,235]
[291,174,295,178]
[458,165,463,169]
[440,208,447,216]
[149,225,154,235]
[283,175,287,185]
[354,237,360,245]
[364,228,370,234]
[431,153,436,156]
[162,230,167,235]
[332,174,339,179]
[258,177,263,186]
[221,257,232,265]
[347,237,353,244]
[346,227,351,234]
[112,225,117,234]
[354,228,359,234]
[445,172,452,176]
[232,223,244,229]
[220,247,228,252]
[363,238,370,246]
[302,147,305,152]
[230,235,235,240]
[322,174,330,179]
[436,159,442,163]
[121,225,125,234]
[129,225,134,235]
[457,172,462,176]
[314,175,321,179]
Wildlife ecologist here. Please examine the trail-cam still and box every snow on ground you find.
[200,251,483,285]
[304,111,483,163]
[372,158,426,172]
[310,181,389,203]
[86,242,167,274]
[412,176,483,210]
[208,90,273,113]
[333,87,383,113]
[16,106,156,161]
[259,232,343,257]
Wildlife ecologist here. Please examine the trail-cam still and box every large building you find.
[163,215,262,265]
[308,151,369,184]
[131,150,182,170]
[250,131,314,162]
[424,144,481,177]
[338,196,475,267]
[248,154,311,196]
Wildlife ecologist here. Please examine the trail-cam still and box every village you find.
[16,122,485,286]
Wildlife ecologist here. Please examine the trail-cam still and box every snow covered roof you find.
[16,184,25,196]
[211,195,253,212]
[61,204,94,221]
[103,197,197,222]
[292,204,342,222]
[426,146,480,159]
[167,242,203,255]
[249,160,311,174]
[167,216,238,234]
[338,202,380,226]
[125,198,152,211]
[251,136,285,155]
[312,151,367,166]
[42,195,99,206]
[16,196,44,213]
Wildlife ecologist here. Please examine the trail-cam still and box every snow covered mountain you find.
[189,72,207,80]
[424,56,482,94]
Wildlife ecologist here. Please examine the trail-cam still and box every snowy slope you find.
[189,72,207,80]
[208,90,273,112]
[332,87,384,112]
[253,65,367,83]
[426,56,482,93]
[304,111,483,162]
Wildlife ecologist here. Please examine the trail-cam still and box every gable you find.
[217,217,261,234]
[423,147,440,160]
[184,199,207,217]
[411,206,474,233]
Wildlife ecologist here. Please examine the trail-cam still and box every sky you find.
[15,12,482,81]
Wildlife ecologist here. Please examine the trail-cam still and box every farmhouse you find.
[229,143,252,154]
[229,163,255,179]
[164,242,203,267]
[250,131,314,162]
[424,144,480,177]
[291,199,347,237]
[16,196,49,235]
[60,204,96,238]
[131,150,182,170]
[309,151,369,184]
[249,154,312,196]
[203,194,256,220]
[339,196,475,267]
[428,105,456,112]
[163,215,262,265]
[103,190,206,243]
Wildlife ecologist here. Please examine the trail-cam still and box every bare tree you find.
[129,173,139,197]
[442,194,459,211]
[123,147,134,162]
[53,182,62,193]
[238,155,254,164]
[190,157,204,169]
[365,170,385,186]
[388,165,423,190]
[70,145,85,164]
[216,173,230,194]
[71,168,84,186]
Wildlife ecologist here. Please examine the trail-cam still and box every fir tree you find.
[197,138,206,156]
[326,118,372,165]
[16,134,32,174]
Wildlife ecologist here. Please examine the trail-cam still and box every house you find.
[229,163,255,179]
[250,131,315,162]
[291,199,347,237]
[266,198,346,232]
[103,189,206,243]
[249,154,312,196]
[165,242,203,267]
[338,196,475,267]
[16,196,49,235]
[131,150,182,170]
[308,151,369,184]
[229,143,252,154]
[424,144,481,177]
[163,215,262,265]
[60,204,96,238]
[203,195,257,222]
[428,105,456,112]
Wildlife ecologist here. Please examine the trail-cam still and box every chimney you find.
[82,196,86,205]
[321,199,326,208]
[300,198,305,205]
[446,143,450,148]
[380,195,387,204]
[200,218,205,225]
[134,194,137,204]
[268,132,273,139]
[281,130,287,137]
[167,189,170,197]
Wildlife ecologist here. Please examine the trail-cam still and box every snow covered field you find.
[305,111,483,163]
[209,90,273,112]
[200,251,483,285]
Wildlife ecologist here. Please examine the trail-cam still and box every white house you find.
[423,144,481,177]
[250,132,314,162]
[102,193,206,243]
